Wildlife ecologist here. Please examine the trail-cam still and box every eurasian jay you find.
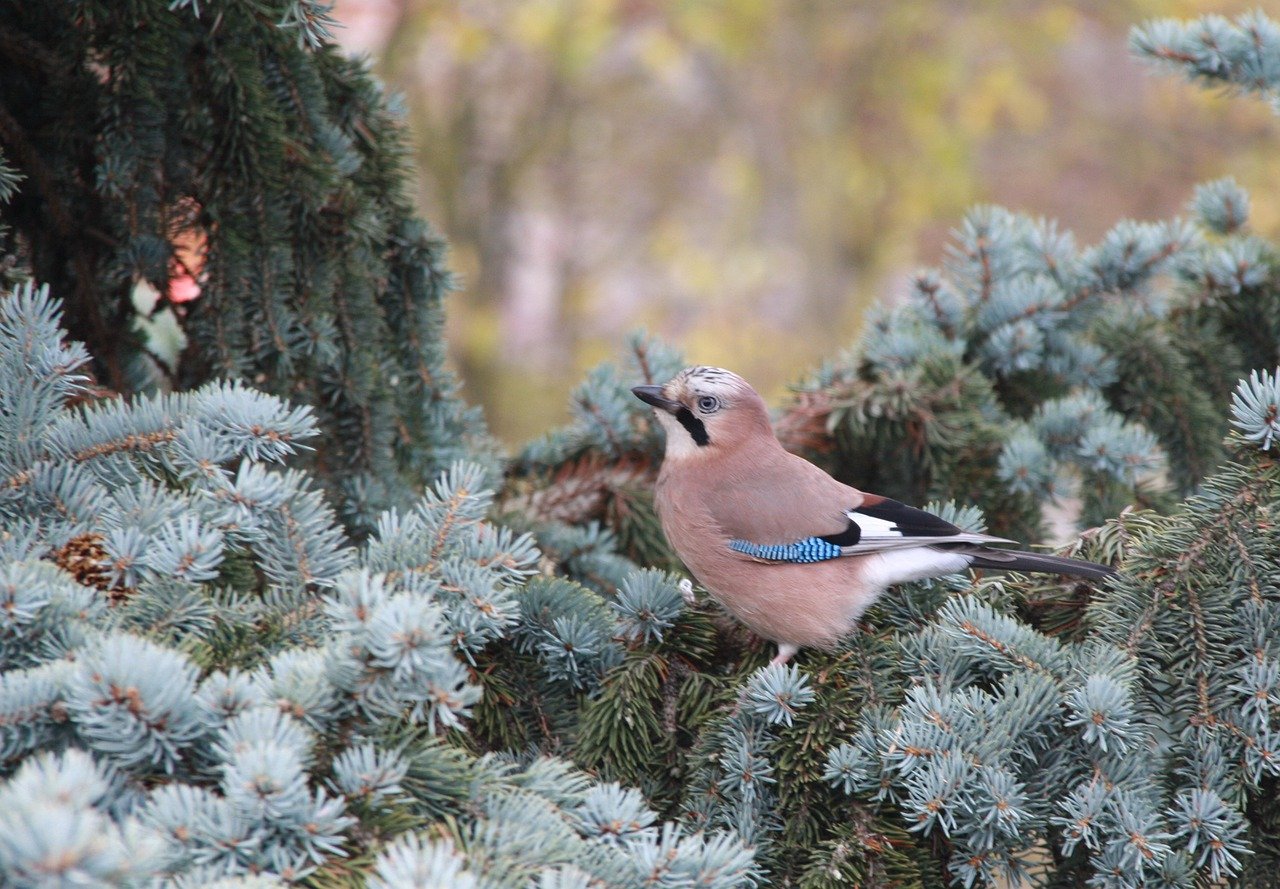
[632,366,1115,666]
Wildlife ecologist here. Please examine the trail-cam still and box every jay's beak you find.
[632,385,682,414]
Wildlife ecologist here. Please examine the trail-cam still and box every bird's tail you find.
[963,547,1117,581]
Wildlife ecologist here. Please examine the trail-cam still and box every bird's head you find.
[632,366,773,460]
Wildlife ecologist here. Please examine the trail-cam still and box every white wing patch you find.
[845,509,903,538]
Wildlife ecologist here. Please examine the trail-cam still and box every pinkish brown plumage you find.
[633,366,1115,665]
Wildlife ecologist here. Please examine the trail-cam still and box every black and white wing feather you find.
[727,498,1115,581]
[815,499,1013,553]
[729,499,1010,561]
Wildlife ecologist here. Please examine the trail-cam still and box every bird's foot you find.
[769,643,799,667]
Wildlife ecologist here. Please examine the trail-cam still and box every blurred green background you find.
[330,0,1278,445]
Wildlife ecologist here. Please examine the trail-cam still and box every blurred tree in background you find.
[334,0,1276,443]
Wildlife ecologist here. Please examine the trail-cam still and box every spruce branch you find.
[1231,368,1280,451]
[1132,12,1280,109]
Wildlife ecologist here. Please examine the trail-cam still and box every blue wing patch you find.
[729,537,843,563]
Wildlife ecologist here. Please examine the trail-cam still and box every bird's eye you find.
[696,395,720,413]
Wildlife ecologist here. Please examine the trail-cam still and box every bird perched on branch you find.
[632,366,1116,666]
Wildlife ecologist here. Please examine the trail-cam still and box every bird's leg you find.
[769,643,799,667]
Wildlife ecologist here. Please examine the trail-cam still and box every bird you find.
[632,366,1116,666]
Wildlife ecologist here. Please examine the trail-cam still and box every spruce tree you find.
[500,10,1280,888]
[2,4,1280,889]
[0,283,757,887]
[0,0,491,530]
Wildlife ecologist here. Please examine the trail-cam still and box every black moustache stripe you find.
[675,408,709,446]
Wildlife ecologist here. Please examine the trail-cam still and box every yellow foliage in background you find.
[335,0,1277,444]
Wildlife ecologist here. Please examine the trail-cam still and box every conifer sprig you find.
[0,288,759,887]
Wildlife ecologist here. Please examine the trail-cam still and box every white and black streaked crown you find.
[673,366,747,396]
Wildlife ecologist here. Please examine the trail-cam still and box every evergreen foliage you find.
[1132,11,1280,113]
[502,333,686,570]
[823,441,1280,886]
[3,5,1280,888]
[777,194,1278,541]
[0,0,490,530]
[482,10,1280,887]
[0,285,756,887]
